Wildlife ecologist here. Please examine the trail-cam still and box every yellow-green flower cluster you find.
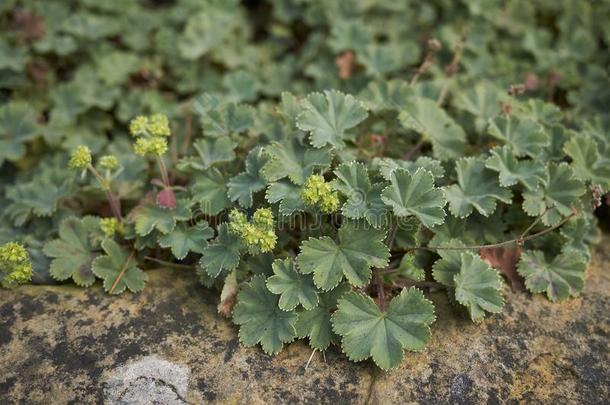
[301,174,340,213]
[129,114,171,137]
[129,114,171,157]
[0,242,33,289]
[133,137,168,157]
[228,208,277,253]
[68,145,92,169]
[100,217,119,238]
[99,155,119,170]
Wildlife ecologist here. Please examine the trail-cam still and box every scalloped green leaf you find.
[333,162,387,228]
[485,146,546,190]
[295,283,350,350]
[233,275,297,355]
[296,90,368,149]
[132,200,192,236]
[0,102,39,165]
[158,221,214,260]
[331,288,435,370]
[359,79,413,111]
[296,220,389,290]
[266,257,318,311]
[563,133,610,192]
[454,252,504,322]
[228,148,268,208]
[262,137,332,185]
[522,163,585,226]
[399,97,466,160]
[91,239,147,295]
[43,217,100,287]
[445,157,512,218]
[199,223,241,278]
[487,115,549,158]
[190,169,232,215]
[265,180,306,216]
[517,250,587,302]
[381,168,446,228]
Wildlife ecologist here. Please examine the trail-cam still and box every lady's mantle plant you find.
[1,0,609,370]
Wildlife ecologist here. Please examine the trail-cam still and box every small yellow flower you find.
[253,208,274,229]
[68,145,92,169]
[228,207,277,253]
[99,218,119,237]
[99,155,119,170]
[228,209,248,235]
[129,116,149,137]
[133,138,150,156]
[0,242,33,289]
[148,138,168,156]
[147,114,171,137]
[302,174,340,213]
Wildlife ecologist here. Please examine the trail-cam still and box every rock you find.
[0,240,608,403]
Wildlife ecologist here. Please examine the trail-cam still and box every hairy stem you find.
[156,155,171,188]
[87,164,122,221]
[109,250,136,294]
[418,211,577,251]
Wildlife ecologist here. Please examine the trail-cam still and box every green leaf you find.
[266,258,318,311]
[454,252,504,322]
[399,97,466,160]
[178,8,240,59]
[373,157,445,181]
[233,275,297,355]
[333,162,387,228]
[296,90,368,148]
[43,217,100,287]
[331,288,435,370]
[158,221,214,260]
[517,250,587,302]
[445,157,513,218]
[295,283,350,350]
[381,168,446,228]
[563,133,610,191]
[359,79,413,111]
[485,146,546,190]
[487,115,549,158]
[132,200,192,236]
[91,239,147,295]
[191,169,232,215]
[265,180,306,216]
[396,253,425,282]
[0,102,39,165]
[228,148,268,208]
[199,224,241,278]
[190,137,236,170]
[522,163,585,226]
[296,220,390,290]
[5,166,76,226]
[262,137,332,184]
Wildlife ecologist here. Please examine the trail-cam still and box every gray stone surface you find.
[0,240,609,404]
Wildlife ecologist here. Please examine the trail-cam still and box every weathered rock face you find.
[1,241,608,404]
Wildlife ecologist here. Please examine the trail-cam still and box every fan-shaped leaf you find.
[331,288,435,370]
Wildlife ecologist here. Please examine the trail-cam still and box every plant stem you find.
[419,212,577,251]
[87,164,122,221]
[518,206,551,242]
[143,256,196,269]
[156,155,171,188]
[109,250,136,294]
[403,139,425,160]
[436,32,467,107]
[375,267,387,311]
